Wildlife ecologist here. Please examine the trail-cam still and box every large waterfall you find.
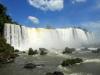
[4,23,95,51]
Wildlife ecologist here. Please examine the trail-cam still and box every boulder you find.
[53,71,64,75]
[61,58,83,67]
[24,63,36,69]
[62,47,75,54]
[46,71,64,75]
[39,48,48,55]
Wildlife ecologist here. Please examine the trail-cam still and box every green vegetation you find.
[0,37,16,63]
[28,48,38,55]
[61,58,83,67]
[0,3,17,36]
[39,48,48,55]
[62,47,75,54]
[0,3,18,63]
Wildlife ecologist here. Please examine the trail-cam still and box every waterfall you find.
[4,23,95,51]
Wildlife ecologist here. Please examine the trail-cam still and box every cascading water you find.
[4,23,95,51]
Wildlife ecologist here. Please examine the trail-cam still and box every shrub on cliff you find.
[0,37,14,53]
[0,37,15,63]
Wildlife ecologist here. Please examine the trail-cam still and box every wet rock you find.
[53,71,64,75]
[92,48,100,53]
[14,49,19,52]
[61,58,83,67]
[36,64,45,67]
[6,58,14,63]
[24,63,36,69]
[46,71,64,75]
[28,48,38,55]
[62,47,75,54]
[39,48,48,55]
[46,72,53,75]
[0,57,14,64]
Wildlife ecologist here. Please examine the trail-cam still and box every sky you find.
[0,0,100,29]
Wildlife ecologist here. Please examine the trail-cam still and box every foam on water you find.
[84,59,100,63]
[58,65,92,75]
[69,73,92,75]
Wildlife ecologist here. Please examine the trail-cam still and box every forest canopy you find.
[0,3,17,63]
[0,3,17,36]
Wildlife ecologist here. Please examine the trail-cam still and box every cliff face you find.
[4,23,95,51]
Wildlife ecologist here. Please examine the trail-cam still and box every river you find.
[0,52,100,75]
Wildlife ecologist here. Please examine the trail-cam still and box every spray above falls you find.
[4,23,95,51]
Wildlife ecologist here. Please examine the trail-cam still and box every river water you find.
[0,52,100,75]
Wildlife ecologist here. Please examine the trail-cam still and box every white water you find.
[84,59,100,63]
[4,23,95,51]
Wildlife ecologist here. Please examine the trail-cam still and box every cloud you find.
[72,0,87,4]
[82,21,100,32]
[81,21,100,40]
[80,21,100,47]
[94,0,100,9]
[96,4,100,9]
[28,0,64,11]
[28,16,39,24]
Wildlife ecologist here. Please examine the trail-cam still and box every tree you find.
[0,37,15,63]
[0,3,18,36]
[0,4,18,63]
